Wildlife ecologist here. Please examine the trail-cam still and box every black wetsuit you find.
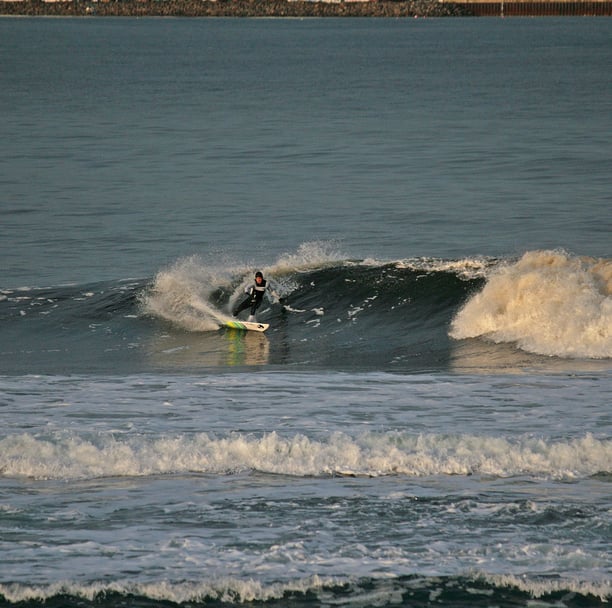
[233,279,267,317]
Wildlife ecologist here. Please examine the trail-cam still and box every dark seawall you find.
[453,0,612,14]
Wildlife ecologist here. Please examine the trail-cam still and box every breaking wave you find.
[0,573,609,607]
[450,250,612,358]
[1,430,609,481]
[2,244,610,373]
[143,245,610,362]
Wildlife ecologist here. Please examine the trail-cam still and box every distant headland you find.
[0,0,463,17]
[1,0,611,17]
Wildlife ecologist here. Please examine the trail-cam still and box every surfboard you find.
[224,320,269,332]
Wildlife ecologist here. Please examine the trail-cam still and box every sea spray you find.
[141,243,343,332]
[141,256,236,331]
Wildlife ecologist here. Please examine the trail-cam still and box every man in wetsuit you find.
[233,271,275,322]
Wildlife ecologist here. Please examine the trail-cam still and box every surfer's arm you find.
[266,283,284,304]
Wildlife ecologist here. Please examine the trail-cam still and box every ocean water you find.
[1,16,611,608]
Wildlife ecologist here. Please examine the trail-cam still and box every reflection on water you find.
[224,329,270,366]
[450,338,612,375]
[146,325,611,374]
[147,328,270,369]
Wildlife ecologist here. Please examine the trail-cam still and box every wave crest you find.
[1,574,609,606]
[1,431,608,481]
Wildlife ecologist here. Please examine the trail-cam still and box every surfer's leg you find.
[247,300,261,321]
[233,297,251,317]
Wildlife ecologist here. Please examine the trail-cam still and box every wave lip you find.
[450,250,612,359]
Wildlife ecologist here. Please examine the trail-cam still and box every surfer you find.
[232,271,282,321]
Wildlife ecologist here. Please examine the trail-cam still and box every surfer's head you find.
[255,271,264,283]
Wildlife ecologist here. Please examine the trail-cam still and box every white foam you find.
[476,572,611,602]
[395,256,495,280]
[450,250,612,359]
[1,431,608,481]
[1,573,609,605]
[0,576,342,605]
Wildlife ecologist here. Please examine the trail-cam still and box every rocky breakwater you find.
[0,0,467,17]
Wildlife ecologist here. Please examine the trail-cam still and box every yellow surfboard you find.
[224,320,269,332]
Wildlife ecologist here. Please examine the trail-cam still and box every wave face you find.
[1,246,610,374]
[137,246,489,371]
[142,247,611,370]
